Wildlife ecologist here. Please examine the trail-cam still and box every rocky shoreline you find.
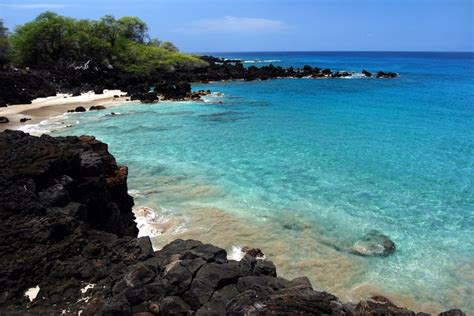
[0,130,464,315]
[0,56,398,107]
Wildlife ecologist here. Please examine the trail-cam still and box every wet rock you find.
[20,117,31,123]
[242,246,264,258]
[439,309,466,316]
[89,105,106,111]
[333,71,352,78]
[74,106,86,112]
[352,230,396,256]
[376,71,398,78]
[362,69,372,77]
[0,116,9,124]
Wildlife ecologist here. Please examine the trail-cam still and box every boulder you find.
[89,105,106,111]
[376,71,398,78]
[0,117,9,124]
[20,117,31,123]
[352,230,396,256]
[74,106,86,112]
[362,69,372,77]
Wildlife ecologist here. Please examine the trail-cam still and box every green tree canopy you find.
[161,41,179,52]
[8,12,206,72]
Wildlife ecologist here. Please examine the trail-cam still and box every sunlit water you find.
[31,52,474,313]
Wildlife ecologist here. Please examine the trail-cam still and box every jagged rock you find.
[38,184,71,207]
[137,236,154,258]
[362,69,372,77]
[159,296,190,316]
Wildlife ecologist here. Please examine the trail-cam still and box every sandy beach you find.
[0,90,129,131]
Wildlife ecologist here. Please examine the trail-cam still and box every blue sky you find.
[0,0,473,52]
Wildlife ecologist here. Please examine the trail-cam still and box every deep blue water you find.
[40,52,473,312]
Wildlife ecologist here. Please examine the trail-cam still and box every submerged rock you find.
[352,230,396,256]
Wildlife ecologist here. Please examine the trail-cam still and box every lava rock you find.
[74,106,87,112]
[0,117,9,124]
[362,69,372,77]
[89,105,106,111]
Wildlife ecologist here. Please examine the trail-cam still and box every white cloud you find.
[175,16,290,34]
[0,3,68,9]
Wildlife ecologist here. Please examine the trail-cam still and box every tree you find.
[9,11,76,67]
[0,19,9,65]
[161,41,179,52]
[117,16,148,43]
[8,12,205,72]
[97,15,120,48]
[147,38,162,47]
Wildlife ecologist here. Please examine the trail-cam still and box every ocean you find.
[29,52,474,313]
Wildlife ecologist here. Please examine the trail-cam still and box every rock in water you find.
[89,105,106,111]
[74,106,87,112]
[352,230,396,256]
[362,69,372,77]
[0,116,9,124]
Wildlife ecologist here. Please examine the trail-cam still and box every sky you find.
[0,0,473,52]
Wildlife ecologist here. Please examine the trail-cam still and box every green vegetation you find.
[0,19,9,65]
[7,12,207,73]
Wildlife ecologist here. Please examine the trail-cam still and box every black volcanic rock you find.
[362,69,372,77]
[376,71,398,78]
[89,105,106,111]
[74,106,86,112]
[0,116,9,123]
[0,69,56,105]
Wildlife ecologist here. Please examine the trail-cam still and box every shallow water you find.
[43,52,474,313]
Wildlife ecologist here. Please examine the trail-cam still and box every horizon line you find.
[191,50,474,54]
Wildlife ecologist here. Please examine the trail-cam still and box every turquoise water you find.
[45,52,473,312]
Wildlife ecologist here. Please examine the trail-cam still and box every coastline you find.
[1,84,470,314]
[0,90,130,131]
[0,130,465,315]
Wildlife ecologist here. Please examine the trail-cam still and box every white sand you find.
[0,90,129,131]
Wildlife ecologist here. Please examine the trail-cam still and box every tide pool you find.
[46,52,474,313]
